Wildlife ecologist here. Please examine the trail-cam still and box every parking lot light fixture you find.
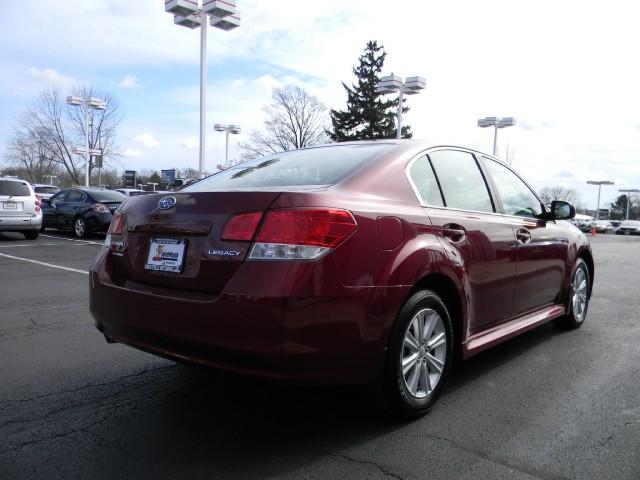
[214,123,241,169]
[376,74,426,139]
[618,188,640,220]
[66,95,107,187]
[164,0,241,178]
[477,116,516,156]
[587,180,615,220]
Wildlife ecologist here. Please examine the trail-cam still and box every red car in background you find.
[90,141,593,416]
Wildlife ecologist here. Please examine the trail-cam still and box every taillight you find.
[34,199,41,213]
[107,211,125,235]
[221,211,263,241]
[94,203,110,214]
[249,209,356,260]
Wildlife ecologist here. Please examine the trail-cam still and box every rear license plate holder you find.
[3,201,17,209]
[144,238,187,273]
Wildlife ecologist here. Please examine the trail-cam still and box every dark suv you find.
[90,141,593,416]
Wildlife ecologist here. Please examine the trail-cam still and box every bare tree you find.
[239,86,328,161]
[5,132,56,183]
[6,87,122,185]
[539,186,578,205]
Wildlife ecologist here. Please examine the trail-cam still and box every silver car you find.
[32,184,61,200]
[0,178,42,239]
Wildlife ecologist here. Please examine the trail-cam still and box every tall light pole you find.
[477,116,516,156]
[587,180,614,220]
[214,123,241,169]
[376,74,426,139]
[66,96,106,187]
[46,175,57,186]
[165,1,241,178]
[618,188,640,220]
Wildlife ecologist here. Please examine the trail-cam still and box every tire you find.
[381,290,455,418]
[554,258,590,329]
[73,216,87,238]
[24,230,39,240]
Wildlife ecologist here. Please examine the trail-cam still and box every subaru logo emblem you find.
[158,196,177,210]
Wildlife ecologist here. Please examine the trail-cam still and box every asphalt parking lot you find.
[1,231,639,479]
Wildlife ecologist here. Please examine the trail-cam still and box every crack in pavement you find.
[325,451,406,480]
[409,433,571,480]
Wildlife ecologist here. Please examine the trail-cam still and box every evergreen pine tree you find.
[328,41,411,142]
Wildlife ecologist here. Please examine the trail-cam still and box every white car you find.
[114,188,151,197]
[0,178,42,239]
[32,184,61,200]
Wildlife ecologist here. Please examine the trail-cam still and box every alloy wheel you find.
[74,218,85,238]
[572,266,588,322]
[401,308,447,399]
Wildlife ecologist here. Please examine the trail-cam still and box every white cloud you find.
[183,137,198,149]
[134,133,159,148]
[118,75,140,88]
[123,148,142,157]
[26,67,75,90]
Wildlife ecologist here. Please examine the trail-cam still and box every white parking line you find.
[0,252,89,275]
[0,243,69,248]
[40,234,103,246]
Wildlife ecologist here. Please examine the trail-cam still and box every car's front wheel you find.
[381,290,454,417]
[555,258,590,329]
[74,217,87,238]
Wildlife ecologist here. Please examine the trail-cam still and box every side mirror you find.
[550,200,575,220]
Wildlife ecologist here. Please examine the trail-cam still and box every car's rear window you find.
[184,144,395,191]
[34,186,60,194]
[0,180,31,197]
[90,190,126,202]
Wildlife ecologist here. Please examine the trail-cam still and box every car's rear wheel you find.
[24,230,39,240]
[74,217,87,238]
[381,290,454,417]
[554,258,590,329]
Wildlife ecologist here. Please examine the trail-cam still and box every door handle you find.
[442,223,466,242]
[516,228,531,244]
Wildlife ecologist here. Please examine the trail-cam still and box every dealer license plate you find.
[144,238,187,273]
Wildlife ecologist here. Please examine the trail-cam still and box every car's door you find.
[43,190,68,228]
[481,157,569,316]
[409,149,518,334]
[60,189,89,227]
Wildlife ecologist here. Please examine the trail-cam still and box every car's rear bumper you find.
[89,248,410,385]
[0,215,42,229]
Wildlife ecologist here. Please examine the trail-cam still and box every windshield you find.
[90,190,126,202]
[0,180,31,197]
[184,144,395,192]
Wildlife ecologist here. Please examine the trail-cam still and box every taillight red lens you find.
[35,199,41,213]
[221,211,263,241]
[256,209,357,248]
[108,211,125,235]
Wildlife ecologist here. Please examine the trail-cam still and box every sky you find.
[1,0,639,208]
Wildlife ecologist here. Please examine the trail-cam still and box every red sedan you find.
[90,141,593,416]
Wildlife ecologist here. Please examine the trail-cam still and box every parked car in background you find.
[616,220,640,235]
[593,220,614,234]
[90,141,593,417]
[114,188,152,197]
[42,188,126,238]
[0,177,42,239]
[572,213,595,232]
[32,184,61,200]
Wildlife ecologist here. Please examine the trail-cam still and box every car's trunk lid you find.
[110,191,281,293]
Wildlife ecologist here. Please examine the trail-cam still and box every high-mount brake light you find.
[221,211,263,241]
[249,209,357,260]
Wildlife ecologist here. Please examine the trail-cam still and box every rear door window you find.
[66,190,87,203]
[0,180,31,197]
[428,150,494,213]
[408,155,444,207]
